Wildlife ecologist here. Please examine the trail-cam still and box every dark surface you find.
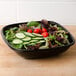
[1,21,75,59]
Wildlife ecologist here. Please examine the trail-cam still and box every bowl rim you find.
[1,21,75,52]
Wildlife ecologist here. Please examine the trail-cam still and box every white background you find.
[0,0,76,25]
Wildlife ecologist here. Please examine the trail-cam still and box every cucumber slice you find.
[32,37,43,40]
[15,32,25,39]
[28,43,36,46]
[30,40,38,43]
[12,39,23,44]
[37,40,45,43]
[24,32,35,37]
[32,33,43,37]
[22,37,31,41]
[23,42,30,45]
[12,44,23,49]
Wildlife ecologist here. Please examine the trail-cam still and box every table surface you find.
[0,26,76,76]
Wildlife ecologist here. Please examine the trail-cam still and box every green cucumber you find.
[24,32,35,37]
[15,32,25,39]
[23,42,30,45]
[28,43,36,46]
[12,44,23,49]
[30,40,38,43]
[22,37,31,41]
[37,40,45,43]
[12,39,23,44]
[32,33,43,37]
[32,37,43,40]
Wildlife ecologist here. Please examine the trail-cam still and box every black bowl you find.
[1,21,75,59]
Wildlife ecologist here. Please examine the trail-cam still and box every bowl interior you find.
[1,21,75,52]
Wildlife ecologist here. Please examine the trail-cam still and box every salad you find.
[5,19,70,50]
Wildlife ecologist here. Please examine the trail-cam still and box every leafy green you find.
[49,35,56,40]
[49,24,52,27]
[39,37,49,49]
[58,27,62,30]
[5,29,15,41]
[55,40,64,46]
[64,35,68,39]
[12,27,18,31]
[36,24,41,28]
[27,21,40,26]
